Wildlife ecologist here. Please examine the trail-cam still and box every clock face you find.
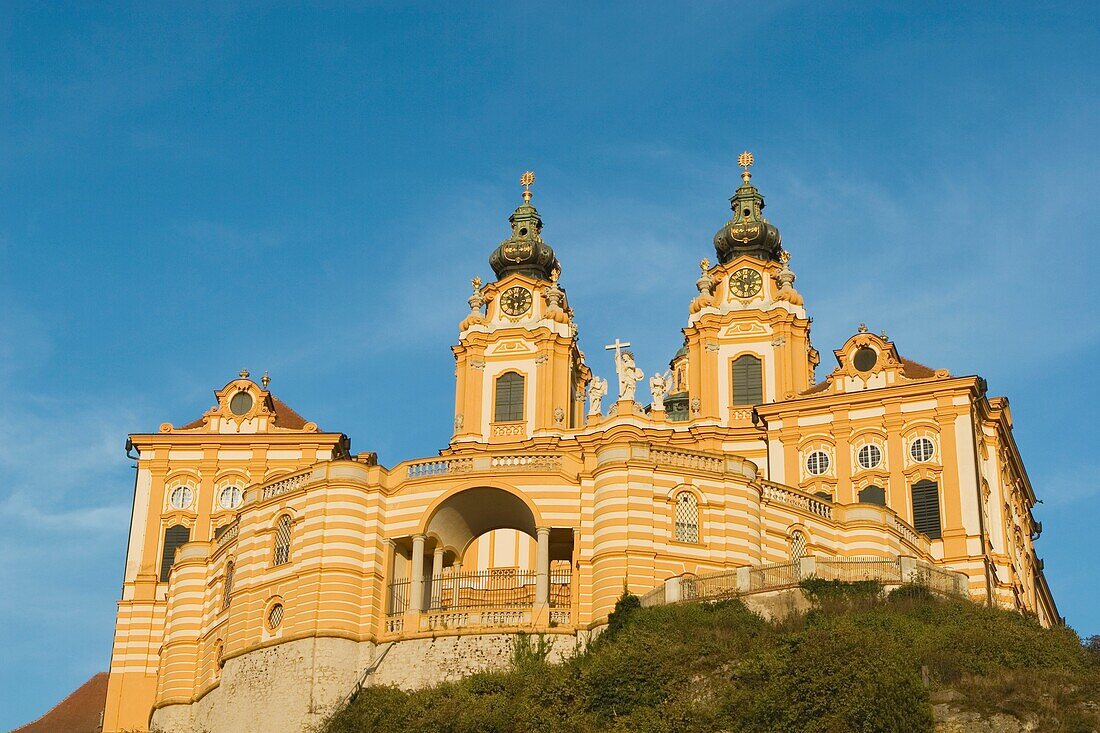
[500,286,533,316]
[729,268,763,298]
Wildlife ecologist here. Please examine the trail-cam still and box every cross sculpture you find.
[605,338,644,403]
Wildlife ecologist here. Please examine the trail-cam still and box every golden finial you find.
[700,257,711,273]
[858,323,869,333]
[471,276,482,292]
[738,150,754,183]
[779,250,791,265]
[261,371,270,388]
[238,368,250,379]
[520,170,535,203]
[550,265,560,283]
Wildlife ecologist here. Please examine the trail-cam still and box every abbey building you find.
[102,157,1058,733]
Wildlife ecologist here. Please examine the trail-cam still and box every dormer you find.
[160,370,321,435]
[804,326,951,396]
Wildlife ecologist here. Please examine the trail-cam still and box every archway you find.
[388,487,573,616]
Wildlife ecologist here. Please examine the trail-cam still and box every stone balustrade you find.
[260,470,312,500]
[759,480,834,519]
[403,453,562,479]
[643,555,969,607]
[650,447,726,474]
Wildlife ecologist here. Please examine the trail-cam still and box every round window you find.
[229,391,254,416]
[910,437,935,463]
[267,603,284,630]
[857,443,883,469]
[219,486,243,510]
[169,486,193,510]
[853,347,878,372]
[806,450,830,476]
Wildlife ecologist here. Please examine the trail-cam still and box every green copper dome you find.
[713,164,782,264]
[489,193,559,281]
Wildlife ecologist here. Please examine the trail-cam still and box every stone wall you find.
[150,636,373,733]
[149,631,582,733]
[370,632,581,689]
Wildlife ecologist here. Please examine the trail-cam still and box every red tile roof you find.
[11,672,106,733]
[801,356,941,396]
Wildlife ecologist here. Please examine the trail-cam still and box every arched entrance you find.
[385,487,574,630]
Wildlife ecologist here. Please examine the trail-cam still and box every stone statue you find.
[649,370,672,411]
[588,376,608,416]
[616,350,645,403]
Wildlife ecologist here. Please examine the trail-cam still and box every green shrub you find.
[324,584,1100,733]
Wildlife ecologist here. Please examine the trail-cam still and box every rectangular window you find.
[732,355,763,406]
[494,373,525,422]
[160,525,191,582]
[911,481,942,539]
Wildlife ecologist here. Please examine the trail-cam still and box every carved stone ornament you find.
[470,360,486,370]
[535,354,549,365]
[454,414,464,431]
[649,370,672,411]
[690,397,701,414]
[553,407,565,425]
[588,376,608,416]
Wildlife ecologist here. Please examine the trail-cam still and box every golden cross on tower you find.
[520,170,535,203]
[738,150,754,183]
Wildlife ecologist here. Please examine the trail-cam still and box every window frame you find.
[730,353,764,407]
[493,371,526,423]
[272,514,293,567]
[911,480,942,539]
[673,491,701,544]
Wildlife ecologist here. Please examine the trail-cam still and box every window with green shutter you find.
[731,355,763,406]
[911,481,942,539]
[494,372,525,422]
[160,524,190,582]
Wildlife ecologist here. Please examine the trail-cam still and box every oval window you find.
[806,450,830,476]
[853,347,878,372]
[229,391,254,416]
[910,437,935,463]
[857,443,883,469]
[267,603,284,630]
[219,486,243,510]
[169,486,193,510]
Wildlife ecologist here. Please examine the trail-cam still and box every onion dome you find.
[489,171,559,281]
[713,151,782,264]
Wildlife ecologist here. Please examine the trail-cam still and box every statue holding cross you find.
[605,338,645,403]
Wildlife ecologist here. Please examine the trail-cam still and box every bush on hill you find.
[324,585,1100,733]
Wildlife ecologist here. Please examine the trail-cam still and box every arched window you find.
[911,480,942,539]
[790,530,807,561]
[731,355,763,406]
[494,372,525,422]
[674,492,699,543]
[273,515,292,566]
[221,561,235,610]
[858,485,886,506]
[160,524,191,582]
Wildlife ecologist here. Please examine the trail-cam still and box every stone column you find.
[383,538,397,614]
[451,560,462,609]
[410,534,426,613]
[431,546,445,610]
[535,527,551,608]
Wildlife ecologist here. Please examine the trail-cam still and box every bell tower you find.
[682,152,818,426]
[451,172,590,445]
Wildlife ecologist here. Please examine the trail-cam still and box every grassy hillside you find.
[325,583,1100,733]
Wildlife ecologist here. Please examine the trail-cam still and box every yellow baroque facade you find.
[103,160,1058,733]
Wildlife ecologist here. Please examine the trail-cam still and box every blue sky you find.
[1,2,1097,727]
